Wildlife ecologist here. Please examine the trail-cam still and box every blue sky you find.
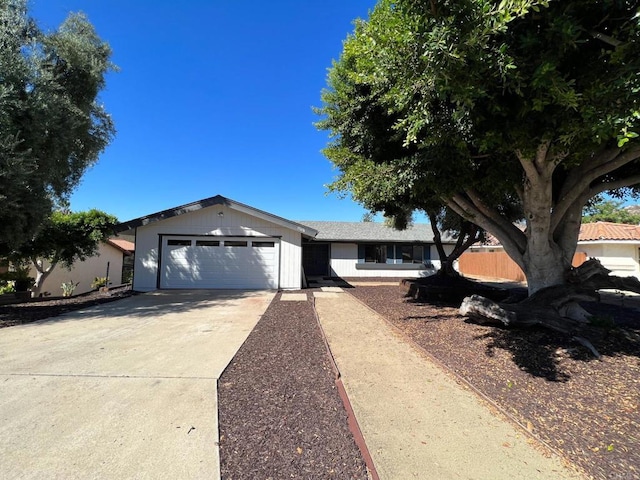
[30,0,382,224]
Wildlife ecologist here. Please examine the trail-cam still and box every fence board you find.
[458,251,588,283]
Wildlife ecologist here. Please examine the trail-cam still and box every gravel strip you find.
[350,284,640,480]
[218,291,368,479]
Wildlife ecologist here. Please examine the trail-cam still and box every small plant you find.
[0,268,34,292]
[61,280,79,297]
[0,280,15,294]
[91,277,108,290]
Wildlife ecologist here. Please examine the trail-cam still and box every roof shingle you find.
[298,221,455,243]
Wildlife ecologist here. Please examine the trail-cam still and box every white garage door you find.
[160,237,279,289]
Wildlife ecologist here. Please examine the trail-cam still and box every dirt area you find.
[0,287,134,328]
[349,284,640,480]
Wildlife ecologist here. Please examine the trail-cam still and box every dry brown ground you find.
[349,284,640,480]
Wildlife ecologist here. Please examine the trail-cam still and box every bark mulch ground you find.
[349,284,640,480]
[0,286,134,328]
[217,291,368,479]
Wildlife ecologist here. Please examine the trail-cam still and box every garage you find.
[115,195,318,291]
[160,236,280,289]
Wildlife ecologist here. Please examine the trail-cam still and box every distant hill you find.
[624,205,640,215]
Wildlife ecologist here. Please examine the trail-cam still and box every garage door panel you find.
[161,237,279,289]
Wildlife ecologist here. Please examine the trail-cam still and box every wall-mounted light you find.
[218,211,224,217]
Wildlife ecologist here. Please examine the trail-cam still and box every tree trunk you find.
[31,258,56,298]
[522,244,568,295]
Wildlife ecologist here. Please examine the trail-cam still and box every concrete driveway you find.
[0,290,274,479]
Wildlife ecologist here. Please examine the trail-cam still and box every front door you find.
[302,243,330,277]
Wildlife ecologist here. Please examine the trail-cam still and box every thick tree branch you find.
[448,194,526,270]
[552,147,640,232]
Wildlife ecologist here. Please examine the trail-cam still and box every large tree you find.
[318,0,640,298]
[0,0,115,253]
[10,209,118,297]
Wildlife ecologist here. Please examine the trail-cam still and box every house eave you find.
[115,195,318,238]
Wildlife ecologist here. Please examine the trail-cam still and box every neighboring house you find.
[575,222,640,278]
[298,221,456,278]
[30,239,135,296]
[115,195,452,291]
[464,221,640,281]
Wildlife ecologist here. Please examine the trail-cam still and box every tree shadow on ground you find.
[467,299,640,381]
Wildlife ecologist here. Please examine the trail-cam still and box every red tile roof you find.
[579,222,640,241]
[107,238,135,253]
[477,221,640,246]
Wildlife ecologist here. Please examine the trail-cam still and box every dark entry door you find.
[302,243,330,276]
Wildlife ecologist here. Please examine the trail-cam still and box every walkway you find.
[314,288,584,480]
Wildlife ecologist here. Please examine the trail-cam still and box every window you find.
[401,245,424,264]
[196,240,220,247]
[364,244,386,263]
[252,241,275,248]
[224,240,247,247]
[167,239,191,246]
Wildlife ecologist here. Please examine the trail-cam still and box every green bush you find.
[61,280,79,297]
[91,277,108,289]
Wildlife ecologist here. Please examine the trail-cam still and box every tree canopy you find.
[10,209,118,296]
[583,199,640,224]
[318,0,640,294]
[0,0,115,253]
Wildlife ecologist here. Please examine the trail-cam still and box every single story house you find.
[31,238,135,296]
[575,222,640,278]
[115,195,455,291]
[298,221,455,278]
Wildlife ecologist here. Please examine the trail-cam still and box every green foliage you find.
[91,276,108,289]
[583,200,640,225]
[61,280,79,297]
[318,0,640,291]
[0,0,116,253]
[0,280,14,294]
[0,266,34,291]
[12,209,118,269]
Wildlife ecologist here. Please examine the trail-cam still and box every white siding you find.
[577,243,640,278]
[133,204,302,291]
[328,243,443,278]
[30,243,125,296]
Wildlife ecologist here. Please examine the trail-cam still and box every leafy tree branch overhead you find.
[0,0,116,253]
[317,0,640,296]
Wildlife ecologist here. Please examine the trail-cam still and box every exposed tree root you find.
[459,259,640,358]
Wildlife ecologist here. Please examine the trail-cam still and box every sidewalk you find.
[313,289,584,480]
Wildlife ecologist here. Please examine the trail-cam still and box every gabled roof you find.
[107,238,135,253]
[579,221,640,241]
[115,195,318,238]
[297,220,455,243]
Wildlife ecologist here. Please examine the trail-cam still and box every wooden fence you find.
[458,251,588,283]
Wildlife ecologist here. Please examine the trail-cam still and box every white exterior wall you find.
[576,242,640,278]
[328,242,450,278]
[133,204,303,291]
[30,243,124,296]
